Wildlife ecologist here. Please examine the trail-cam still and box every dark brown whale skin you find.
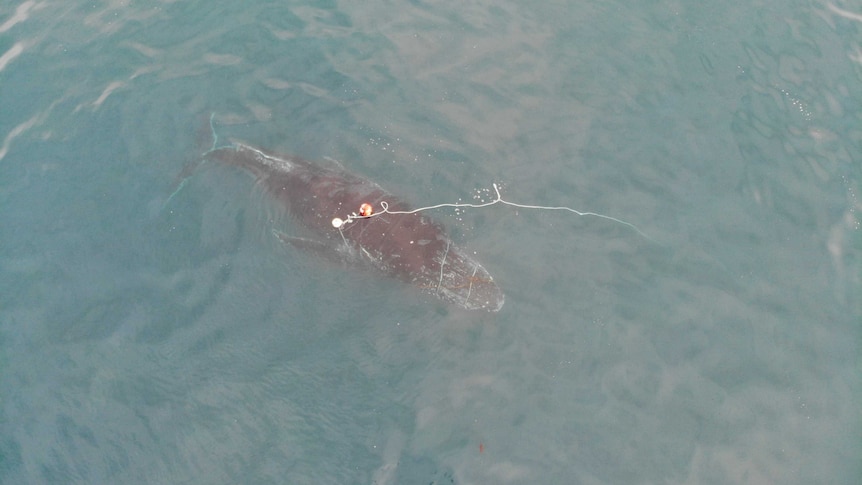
[208,142,504,312]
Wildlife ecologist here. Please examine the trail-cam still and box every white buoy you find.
[332,217,344,228]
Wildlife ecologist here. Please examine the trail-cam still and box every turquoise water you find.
[1,0,859,483]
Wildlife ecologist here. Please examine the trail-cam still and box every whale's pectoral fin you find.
[272,230,346,262]
[273,231,328,252]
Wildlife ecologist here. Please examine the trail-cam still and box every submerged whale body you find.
[207,143,504,312]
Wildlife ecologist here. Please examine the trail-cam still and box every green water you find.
[0,1,859,483]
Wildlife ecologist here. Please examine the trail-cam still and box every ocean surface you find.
[1,1,859,483]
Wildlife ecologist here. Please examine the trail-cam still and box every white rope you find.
[332,183,654,242]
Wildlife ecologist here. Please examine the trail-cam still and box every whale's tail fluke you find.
[162,113,229,209]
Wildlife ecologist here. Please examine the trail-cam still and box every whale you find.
[205,142,504,312]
